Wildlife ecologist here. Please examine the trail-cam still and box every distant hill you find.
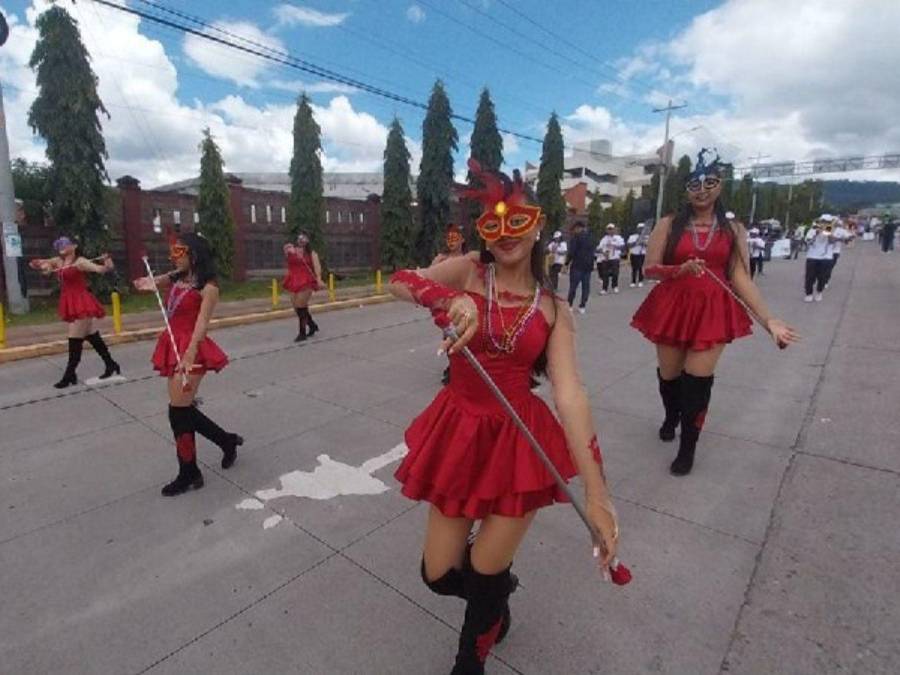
[822,180,900,210]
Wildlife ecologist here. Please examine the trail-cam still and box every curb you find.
[0,294,395,364]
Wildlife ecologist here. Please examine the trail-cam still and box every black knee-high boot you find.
[658,369,681,441]
[670,372,714,476]
[421,547,517,646]
[54,337,84,388]
[303,308,319,336]
[85,331,121,379]
[163,405,204,496]
[294,307,307,342]
[451,562,518,675]
[188,406,243,469]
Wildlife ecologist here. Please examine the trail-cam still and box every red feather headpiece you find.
[457,159,542,242]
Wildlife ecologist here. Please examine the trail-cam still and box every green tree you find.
[416,80,458,265]
[196,128,236,279]
[587,190,603,238]
[11,158,51,223]
[621,189,636,234]
[379,118,415,271]
[537,112,567,234]
[466,88,504,246]
[287,93,326,262]
[28,5,109,255]
[733,174,755,221]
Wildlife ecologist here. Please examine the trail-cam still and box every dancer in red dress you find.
[282,232,324,342]
[390,160,619,674]
[632,149,799,475]
[29,236,120,388]
[133,233,242,497]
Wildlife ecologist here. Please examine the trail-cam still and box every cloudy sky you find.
[1,0,898,187]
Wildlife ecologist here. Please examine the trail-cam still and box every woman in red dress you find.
[632,149,799,476]
[282,232,324,342]
[389,160,619,674]
[133,233,242,497]
[29,236,120,388]
[431,223,468,385]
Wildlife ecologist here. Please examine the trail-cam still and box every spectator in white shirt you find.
[804,216,836,302]
[748,227,766,279]
[546,230,568,292]
[627,223,648,287]
[596,223,626,294]
[824,220,852,288]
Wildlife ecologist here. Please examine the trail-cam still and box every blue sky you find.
[2,0,899,185]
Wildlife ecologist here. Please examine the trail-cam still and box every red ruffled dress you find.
[395,290,577,519]
[57,266,106,322]
[631,229,752,351]
[151,283,228,377]
[282,250,318,293]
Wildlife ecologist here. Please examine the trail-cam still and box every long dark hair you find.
[664,198,747,277]
[478,228,553,378]
[173,232,217,288]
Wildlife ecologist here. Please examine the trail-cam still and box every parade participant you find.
[631,149,798,476]
[431,224,469,386]
[283,232,324,342]
[804,216,835,302]
[748,227,766,279]
[825,218,852,288]
[596,223,625,295]
[432,223,467,266]
[565,220,594,313]
[29,236,120,388]
[546,230,567,292]
[791,225,806,260]
[389,159,619,674]
[884,219,898,253]
[627,223,648,287]
[133,233,243,497]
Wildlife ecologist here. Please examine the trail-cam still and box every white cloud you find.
[268,78,358,95]
[183,20,285,88]
[273,4,348,28]
[3,1,409,187]
[406,5,426,24]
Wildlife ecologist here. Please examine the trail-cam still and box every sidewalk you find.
[0,284,391,360]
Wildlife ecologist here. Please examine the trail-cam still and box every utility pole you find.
[652,99,687,227]
[747,151,770,224]
[785,181,794,230]
[1,12,30,314]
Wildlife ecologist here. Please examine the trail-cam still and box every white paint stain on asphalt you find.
[235,443,409,528]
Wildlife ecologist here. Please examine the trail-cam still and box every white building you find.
[524,139,659,210]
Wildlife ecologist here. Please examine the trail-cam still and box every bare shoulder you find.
[201,282,220,299]
[540,292,573,332]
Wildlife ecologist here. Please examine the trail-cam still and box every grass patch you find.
[4,274,374,329]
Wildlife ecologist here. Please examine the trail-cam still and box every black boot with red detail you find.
[163,405,204,496]
[670,372,714,476]
[657,369,681,441]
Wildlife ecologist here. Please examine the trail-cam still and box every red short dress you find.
[282,251,319,293]
[57,266,105,322]
[151,283,228,377]
[631,229,752,351]
[395,290,577,519]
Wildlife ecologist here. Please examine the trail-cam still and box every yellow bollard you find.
[328,272,336,302]
[375,269,382,294]
[0,302,5,348]
[271,278,279,309]
[111,292,122,335]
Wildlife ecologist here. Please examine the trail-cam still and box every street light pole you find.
[652,99,687,227]
[748,151,770,224]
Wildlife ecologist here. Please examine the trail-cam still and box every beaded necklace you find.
[484,263,541,356]
[689,217,719,252]
[166,281,193,318]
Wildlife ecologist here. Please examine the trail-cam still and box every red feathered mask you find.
[458,159,542,242]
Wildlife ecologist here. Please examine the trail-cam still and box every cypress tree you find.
[380,118,415,271]
[28,5,109,255]
[537,113,567,234]
[415,80,458,265]
[196,128,235,279]
[587,191,603,238]
[288,93,326,262]
[467,88,503,246]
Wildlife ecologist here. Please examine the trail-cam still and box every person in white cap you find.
[804,215,836,302]
[596,223,626,294]
[546,230,568,292]
[748,227,766,280]
[627,223,649,287]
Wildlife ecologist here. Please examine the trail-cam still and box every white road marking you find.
[235,443,409,528]
[84,375,127,386]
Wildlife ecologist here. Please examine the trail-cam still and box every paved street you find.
[1,243,897,674]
